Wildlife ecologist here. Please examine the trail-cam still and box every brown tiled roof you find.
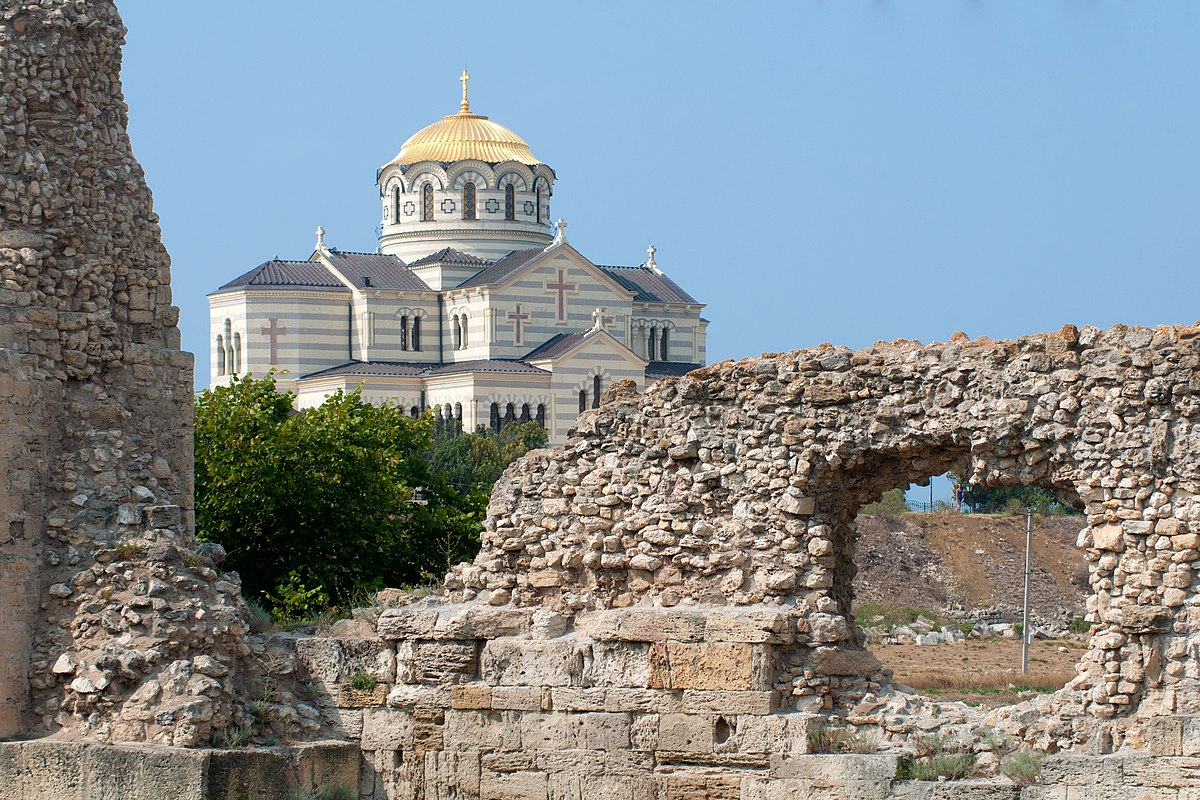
[600,265,699,305]
[323,251,430,291]
[213,259,349,293]
[455,248,543,289]
[522,332,590,361]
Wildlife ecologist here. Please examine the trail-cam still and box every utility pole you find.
[1021,508,1033,674]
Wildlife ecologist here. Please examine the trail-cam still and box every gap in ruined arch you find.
[815,443,1092,712]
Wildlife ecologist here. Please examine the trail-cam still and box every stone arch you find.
[446,323,1200,725]
[448,160,496,190]
[402,162,449,190]
[494,162,533,192]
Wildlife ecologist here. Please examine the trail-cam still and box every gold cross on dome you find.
[459,70,471,112]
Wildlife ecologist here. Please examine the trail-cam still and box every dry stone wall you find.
[0,0,257,746]
[441,324,1200,739]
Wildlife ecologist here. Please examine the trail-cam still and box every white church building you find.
[208,73,708,443]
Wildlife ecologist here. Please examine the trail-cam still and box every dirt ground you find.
[854,511,1088,622]
[872,638,1086,708]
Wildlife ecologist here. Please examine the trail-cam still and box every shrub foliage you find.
[195,374,545,614]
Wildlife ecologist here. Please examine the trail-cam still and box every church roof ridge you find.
[212,258,349,293]
[322,250,430,291]
[408,247,490,268]
[456,247,544,289]
[599,263,699,305]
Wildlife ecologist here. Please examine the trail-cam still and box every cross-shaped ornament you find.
[260,318,287,364]
[507,304,529,345]
[591,307,614,331]
[459,70,471,112]
[545,268,577,324]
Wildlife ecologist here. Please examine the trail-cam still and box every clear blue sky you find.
[117,1,1200,393]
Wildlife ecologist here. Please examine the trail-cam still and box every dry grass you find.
[900,668,1076,693]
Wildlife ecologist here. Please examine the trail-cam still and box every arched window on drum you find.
[504,183,515,221]
[462,181,476,220]
[422,183,434,221]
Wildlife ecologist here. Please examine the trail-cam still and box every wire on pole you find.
[1021,507,1032,674]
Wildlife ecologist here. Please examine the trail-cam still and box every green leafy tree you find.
[421,419,549,572]
[195,377,550,616]
[196,374,437,611]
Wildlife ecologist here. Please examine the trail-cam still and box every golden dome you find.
[388,71,541,167]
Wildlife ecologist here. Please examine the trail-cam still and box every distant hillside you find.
[852,511,1088,623]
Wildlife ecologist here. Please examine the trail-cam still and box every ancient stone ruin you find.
[4,1,1200,797]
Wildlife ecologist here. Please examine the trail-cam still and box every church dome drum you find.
[378,72,557,263]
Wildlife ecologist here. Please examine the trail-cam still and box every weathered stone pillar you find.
[0,2,193,738]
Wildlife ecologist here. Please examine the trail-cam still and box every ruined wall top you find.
[448,323,1200,613]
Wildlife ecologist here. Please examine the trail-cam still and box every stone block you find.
[329,708,364,739]
[1092,524,1125,552]
[661,774,740,800]
[576,608,707,642]
[588,641,651,687]
[481,770,548,800]
[682,689,773,715]
[550,687,608,712]
[397,640,479,684]
[575,712,632,750]
[296,637,395,685]
[718,712,817,754]
[481,637,590,686]
[648,642,769,690]
[444,710,523,752]
[452,684,493,710]
[377,608,440,640]
[889,784,1019,799]
[1038,755,1124,786]
[742,777,891,800]
[0,744,20,800]
[519,712,578,750]
[19,740,86,799]
[424,751,481,800]
[808,646,883,676]
[84,745,159,800]
[362,708,414,750]
[605,688,683,713]
[387,684,452,709]
[1149,717,1185,756]
[491,686,544,711]
[1121,755,1200,787]
[295,741,361,793]
[413,708,446,752]
[770,753,899,782]
[705,610,795,644]
[338,683,388,708]
[206,749,292,800]
[657,713,715,753]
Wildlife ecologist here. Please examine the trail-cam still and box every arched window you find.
[592,375,601,408]
[535,404,546,429]
[460,314,468,348]
[422,183,433,221]
[504,184,515,221]
[504,403,516,428]
[454,402,462,420]
[451,315,461,350]
[535,181,543,224]
[223,319,234,375]
[660,328,670,361]
[412,316,421,351]
[520,403,531,423]
[647,326,658,360]
[392,186,400,224]
[400,315,409,350]
[578,390,587,413]
[462,181,476,220]
[410,406,420,418]
[232,332,242,374]
[215,334,226,376]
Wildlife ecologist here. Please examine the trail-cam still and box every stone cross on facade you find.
[591,307,613,331]
[507,304,529,345]
[545,268,577,324]
[316,226,326,251]
[260,318,287,364]
[553,218,568,245]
